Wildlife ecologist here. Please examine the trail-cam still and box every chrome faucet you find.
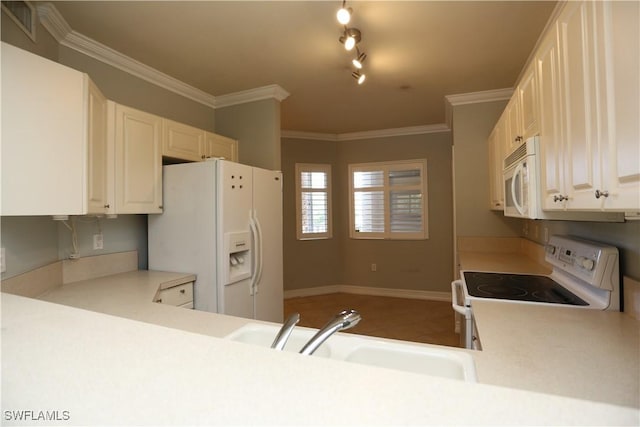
[270,313,301,350]
[299,309,362,355]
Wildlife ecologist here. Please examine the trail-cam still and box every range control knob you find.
[545,245,556,255]
[577,256,595,271]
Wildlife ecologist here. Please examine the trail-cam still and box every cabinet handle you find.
[595,189,609,199]
[201,155,206,160]
[180,289,186,294]
[553,194,567,202]
[158,205,163,209]
[104,204,110,208]
[157,298,162,303]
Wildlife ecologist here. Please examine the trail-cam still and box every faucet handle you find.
[270,313,301,350]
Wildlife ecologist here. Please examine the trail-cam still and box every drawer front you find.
[156,282,193,306]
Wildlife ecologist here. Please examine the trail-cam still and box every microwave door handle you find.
[511,163,526,216]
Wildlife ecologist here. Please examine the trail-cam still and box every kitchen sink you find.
[225,323,477,382]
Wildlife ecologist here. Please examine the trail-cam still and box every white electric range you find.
[451,235,620,349]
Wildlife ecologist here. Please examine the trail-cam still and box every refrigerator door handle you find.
[253,210,265,291]
[249,210,264,295]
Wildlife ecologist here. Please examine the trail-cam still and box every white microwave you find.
[503,137,540,219]
[502,136,624,221]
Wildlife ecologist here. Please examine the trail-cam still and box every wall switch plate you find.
[1,247,6,273]
[371,263,377,272]
[93,234,104,250]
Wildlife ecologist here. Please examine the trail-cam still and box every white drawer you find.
[156,282,193,306]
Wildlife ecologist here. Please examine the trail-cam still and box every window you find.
[349,159,428,240]
[295,163,332,240]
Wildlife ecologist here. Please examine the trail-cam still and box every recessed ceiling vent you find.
[1,1,36,41]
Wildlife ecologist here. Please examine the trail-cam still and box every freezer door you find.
[216,160,254,319]
[252,167,284,323]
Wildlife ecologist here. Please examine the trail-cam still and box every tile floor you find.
[284,293,461,348]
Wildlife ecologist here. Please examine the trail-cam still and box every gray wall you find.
[282,131,455,293]
[216,99,282,170]
[452,101,521,237]
[281,138,341,290]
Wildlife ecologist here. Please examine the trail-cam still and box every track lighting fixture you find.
[352,71,366,85]
[336,1,369,85]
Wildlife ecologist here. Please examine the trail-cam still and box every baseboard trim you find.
[284,285,451,302]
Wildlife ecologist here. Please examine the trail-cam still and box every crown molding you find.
[281,130,339,141]
[215,84,290,109]
[36,3,71,42]
[35,2,287,109]
[282,124,450,142]
[444,88,513,106]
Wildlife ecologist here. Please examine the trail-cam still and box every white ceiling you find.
[51,1,557,134]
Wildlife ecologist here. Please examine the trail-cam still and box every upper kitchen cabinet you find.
[1,42,109,216]
[487,119,506,211]
[551,1,639,212]
[160,118,238,163]
[109,102,163,214]
[603,1,640,211]
[537,22,566,210]
[162,119,204,162]
[502,64,539,154]
[204,132,238,162]
[517,63,538,141]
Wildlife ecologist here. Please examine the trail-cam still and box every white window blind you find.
[295,163,332,239]
[349,160,428,240]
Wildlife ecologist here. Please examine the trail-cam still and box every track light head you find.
[337,7,352,25]
[352,71,366,85]
[339,28,361,51]
[352,50,367,69]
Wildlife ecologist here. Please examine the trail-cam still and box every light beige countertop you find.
[2,265,639,424]
[37,270,260,338]
[458,248,640,409]
[3,292,638,425]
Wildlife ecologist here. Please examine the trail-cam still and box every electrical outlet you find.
[371,263,377,272]
[1,247,6,273]
[543,227,549,242]
[93,234,104,250]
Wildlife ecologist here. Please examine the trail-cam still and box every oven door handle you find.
[451,280,470,317]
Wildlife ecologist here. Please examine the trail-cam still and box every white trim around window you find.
[348,159,428,240]
[295,163,333,240]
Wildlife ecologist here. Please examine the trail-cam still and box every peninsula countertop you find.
[1,265,638,424]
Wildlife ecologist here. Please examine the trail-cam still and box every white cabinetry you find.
[160,120,238,163]
[546,1,639,212]
[518,64,539,140]
[154,280,194,309]
[204,132,238,161]
[109,102,163,214]
[537,23,566,209]
[601,1,640,211]
[1,42,108,216]
[87,80,110,213]
[487,119,506,210]
[162,119,204,162]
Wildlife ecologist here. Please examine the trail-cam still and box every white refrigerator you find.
[148,159,283,323]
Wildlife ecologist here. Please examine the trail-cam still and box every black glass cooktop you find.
[463,271,589,306]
